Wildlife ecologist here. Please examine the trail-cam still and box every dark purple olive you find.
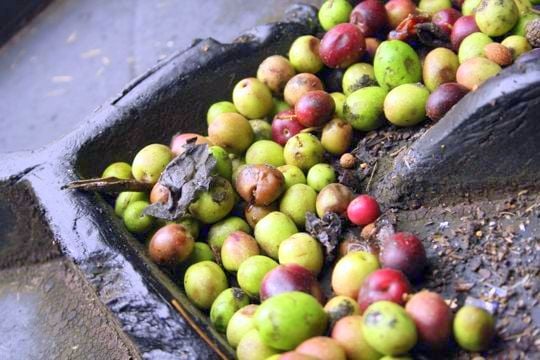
[350,0,388,37]
[515,48,540,64]
[426,82,469,122]
[450,16,479,50]
[318,68,345,93]
[432,8,461,36]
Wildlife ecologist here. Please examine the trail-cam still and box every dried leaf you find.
[305,212,343,264]
[144,143,217,221]
[62,177,152,192]
[415,22,451,48]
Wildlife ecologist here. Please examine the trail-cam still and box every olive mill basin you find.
[0,3,539,359]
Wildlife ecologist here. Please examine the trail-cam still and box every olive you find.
[236,329,279,360]
[115,191,148,217]
[426,82,469,121]
[181,242,214,269]
[184,261,228,309]
[244,203,278,228]
[385,0,417,29]
[453,305,495,351]
[245,140,285,167]
[331,315,382,360]
[227,304,259,348]
[331,251,380,298]
[102,162,132,179]
[307,163,336,192]
[175,217,200,241]
[277,165,307,190]
[188,176,235,224]
[278,233,324,275]
[237,255,278,298]
[451,15,480,50]
[296,337,346,360]
[255,291,327,350]
[123,200,154,234]
[373,40,421,90]
[501,35,532,60]
[462,0,481,15]
[456,57,501,90]
[208,216,251,251]
[318,0,353,31]
[254,211,298,259]
[342,63,376,96]
[148,223,194,266]
[132,144,173,185]
[362,301,418,355]
[210,288,250,333]
[316,183,354,218]
[324,296,361,327]
[283,133,325,172]
[249,119,272,141]
[170,133,213,156]
[418,0,452,15]
[384,83,430,127]
[344,86,387,131]
[295,90,335,127]
[321,118,353,155]
[149,183,169,204]
[284,73,324,106]
[257,55,296,96]
[288,35,323,74]
[207,101,237,125]
[330,92,346,119]
[350,0,389,37]
[279,184,317,228]
[209,145,233,180]
[423,48,459,92]
[475,0,519,37]
[319,23,366,68]
[233,78,273,119]
[458,32,493,63]
[235,164,285,206]
[221,231,260,272]
[270,98,291,118]
[208,112,254,154]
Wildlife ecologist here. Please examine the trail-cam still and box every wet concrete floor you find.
[0,0,321,153]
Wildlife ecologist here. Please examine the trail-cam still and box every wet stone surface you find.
[0,258,138,360]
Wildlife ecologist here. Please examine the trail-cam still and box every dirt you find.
[338,122,540,359]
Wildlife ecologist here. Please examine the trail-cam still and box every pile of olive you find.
[96,0,538,357]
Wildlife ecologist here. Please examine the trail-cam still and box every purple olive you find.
[426,82,469,122]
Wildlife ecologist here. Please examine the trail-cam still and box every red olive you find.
[319,23,366,69]
[450,15,479,50]
[426,82,469,121]
[350,0,388,37]
[380,232,427,280]
[148,224,194,266]
[294,90,335,127]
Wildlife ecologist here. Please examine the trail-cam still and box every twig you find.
[366,161,378,192]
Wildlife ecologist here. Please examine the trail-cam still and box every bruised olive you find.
[244,203,278,228]
[426,82,469,121]
[321,118,353,155]
[257,55,296,96]
[423,48,459,92]
[235,164,285,206]
[316,183,354,218]
[475,0,518,37]
[249,119,272,142]
[284,73,324,106]
[150,183,170,204]
[210,288,250,333]
[170,133,213,156]
[148,223,194,266]
[342,63,376,96]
